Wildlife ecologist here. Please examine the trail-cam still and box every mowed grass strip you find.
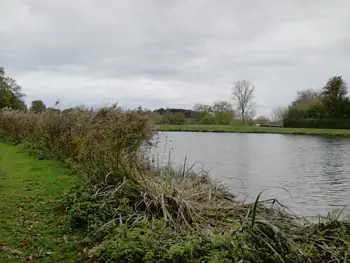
[0,142,80,262]
[157,124,350,136]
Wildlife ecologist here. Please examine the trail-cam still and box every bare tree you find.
[231,80,255,124]
[192,103,211,113]
[271,107,287,124]
[256,115,270,125]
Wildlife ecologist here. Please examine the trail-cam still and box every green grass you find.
[0,142,81,262]
[157,124,350,136]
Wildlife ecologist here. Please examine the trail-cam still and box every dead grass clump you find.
[136,167,244,228]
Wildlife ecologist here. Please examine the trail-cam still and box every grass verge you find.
[157,124,350,136]
[0,142,81,262]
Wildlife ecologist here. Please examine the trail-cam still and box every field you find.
[157,124,350,136]
[0,142,80,262]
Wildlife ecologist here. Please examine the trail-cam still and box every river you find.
[152,132,350,217]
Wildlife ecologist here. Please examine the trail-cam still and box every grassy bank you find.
[1,107,349,262]
[157,124,350,136]
[0,142,80,262]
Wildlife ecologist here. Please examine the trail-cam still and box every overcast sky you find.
[1,0,350,115]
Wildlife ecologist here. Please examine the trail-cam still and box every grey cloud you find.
[1,0,350,115]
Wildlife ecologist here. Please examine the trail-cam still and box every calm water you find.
[153,132,350,217]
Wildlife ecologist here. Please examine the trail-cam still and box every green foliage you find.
[65,183,135,241]
[0,67,26,110]
[30,100,47,113]
[199,114,216,124]
[322,76,348,118]
[0,87,12,108]
[284,118,350,129]
[154,101,234,125]
[284,76,350,128]
[172,112,186,124]
[10,96,27,111]
[211,100,234,125]
[103,222,234,263]
[148,110,162,124]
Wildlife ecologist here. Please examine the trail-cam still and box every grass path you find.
[157,124,350,136]
[0,143,80,262]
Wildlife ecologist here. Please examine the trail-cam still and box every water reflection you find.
[153,132,350,217]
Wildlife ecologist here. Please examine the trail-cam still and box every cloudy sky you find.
[1,0,349,115]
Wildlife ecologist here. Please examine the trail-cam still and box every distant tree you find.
[322,76,348,118]
[0,67,26,110]
[154,108,166,115]
[341,97,350,118]
[172,112,186,125]
[0,67,24,99]
[231,80,255,124]
[193,103,212,113]
[0,88,12,109]
[160,111,173,124]
[292,89,320,107]
[246,106,256,126]
[271,107,287,124]
[30,100,47,113]
[149,111,162,124]
[285,88,327,120]
[211,100,234,125]
[291,89,322,111]
[199,115,216,125]
[190,111,206,122]
[11,96,27,111]
[256,115,270,125]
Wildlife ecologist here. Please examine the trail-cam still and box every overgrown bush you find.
[0,105,153,183]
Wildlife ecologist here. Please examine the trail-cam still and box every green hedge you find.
[283,118,350,129]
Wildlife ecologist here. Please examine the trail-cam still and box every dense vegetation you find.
[283,76,350,129]
[149,76,350,130]
[0,69,349,262]
[149,101,235,126]
[0,67,27,111]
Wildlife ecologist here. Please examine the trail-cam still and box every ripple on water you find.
[152,132,350,217]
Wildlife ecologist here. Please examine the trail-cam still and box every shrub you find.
[200,115,216,125]
[283,118,350,129]
[30,100,47,113]
[0,105,154,183]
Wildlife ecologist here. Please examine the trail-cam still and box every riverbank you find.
[0,143,81,262]
[157,124,350,136]
[1,107,349,262]
[2,142,350,262]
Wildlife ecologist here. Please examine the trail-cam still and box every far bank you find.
[157,124,350,136]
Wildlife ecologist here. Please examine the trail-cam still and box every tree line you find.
[283,76,350,129]
[149,80,256,125]
[0,67,259,124]
[2,66,349,129]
